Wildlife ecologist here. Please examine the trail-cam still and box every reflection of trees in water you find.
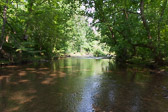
[0,58,104,112]
[91,70,140,112]
[0,78,8,112]
[98,66,168,112]
[140,74,168,112]
[0,59,168,112]
[111,72,141,112]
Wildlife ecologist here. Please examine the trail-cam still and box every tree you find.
[0,0,8,50]
[81,0,168,65]
[0,0,79,61]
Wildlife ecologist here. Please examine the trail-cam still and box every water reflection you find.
[0,58,168,112]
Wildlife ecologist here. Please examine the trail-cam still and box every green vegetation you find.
[66,14,109,57]
[0,0,108,64]
[1,0,168,67]
[81,0,168,66]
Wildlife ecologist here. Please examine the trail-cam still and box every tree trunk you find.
[0,0,8,50]
[155,0,167,65]
[157,0,167,41]
[140,0,152,39]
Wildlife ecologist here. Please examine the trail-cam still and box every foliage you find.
[80,0,168,65]
[0,0,80,61]
[65,13,109,56]
[1,0,168,67]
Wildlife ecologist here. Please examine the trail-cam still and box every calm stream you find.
[0,58,168,112]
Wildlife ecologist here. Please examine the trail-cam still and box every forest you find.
[0,0,168,68]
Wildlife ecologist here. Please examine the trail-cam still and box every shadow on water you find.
[0,58,168,112]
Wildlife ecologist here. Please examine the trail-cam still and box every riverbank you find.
[1,57,168,76]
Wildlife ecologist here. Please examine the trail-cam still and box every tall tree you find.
[0,0,8,50]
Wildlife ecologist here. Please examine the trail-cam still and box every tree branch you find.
[0,15,15,33]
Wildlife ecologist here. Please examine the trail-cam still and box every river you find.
[0,57,168,112]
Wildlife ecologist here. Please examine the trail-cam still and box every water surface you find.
[0,58,168,112]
